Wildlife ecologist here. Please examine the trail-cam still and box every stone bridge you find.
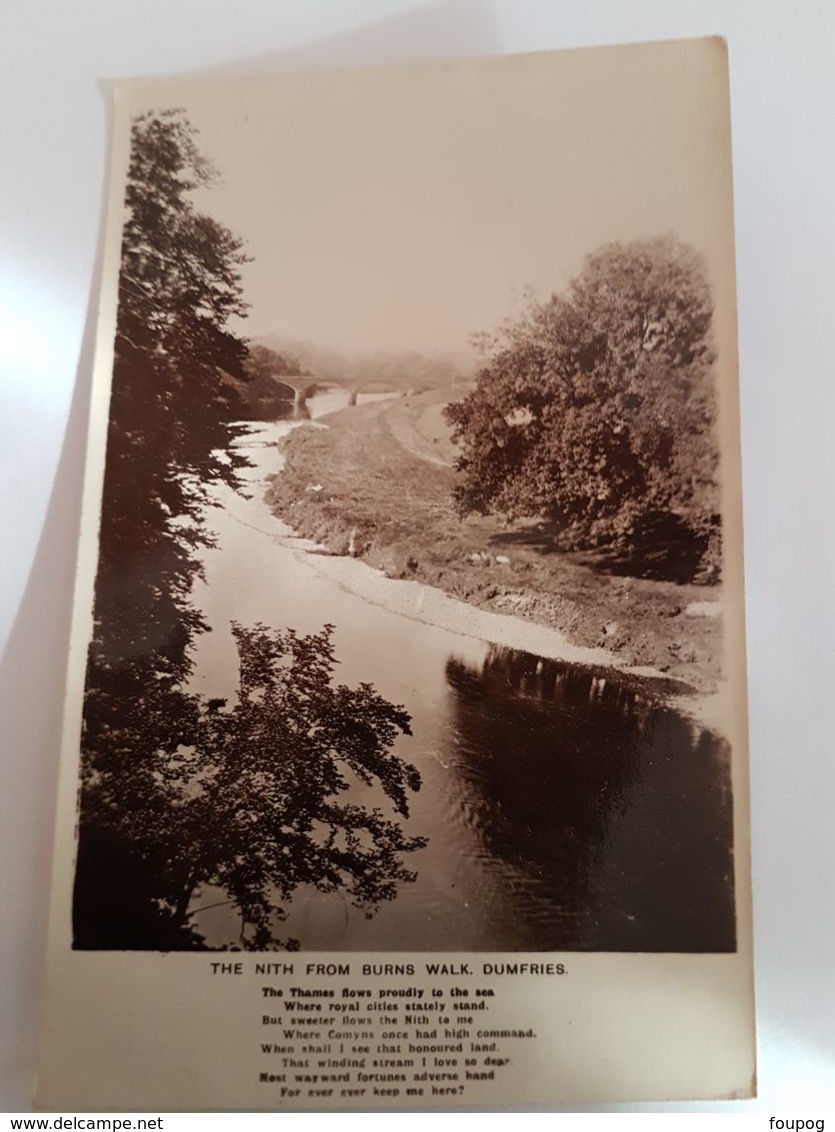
[267,373,318,409]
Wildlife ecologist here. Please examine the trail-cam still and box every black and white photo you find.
[37,40,754,1108]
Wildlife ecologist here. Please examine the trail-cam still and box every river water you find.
[188,392,735,953]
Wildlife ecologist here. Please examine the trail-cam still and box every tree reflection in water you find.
[444,646,735,952]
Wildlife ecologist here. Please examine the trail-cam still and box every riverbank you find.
[264,388,724,695]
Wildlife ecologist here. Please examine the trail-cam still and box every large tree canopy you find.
[94,109,253,692]
[80,624,424,950]
[75,111,424,950]
[445,236,722,581]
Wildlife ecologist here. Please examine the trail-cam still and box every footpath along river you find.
[187,391,736,952]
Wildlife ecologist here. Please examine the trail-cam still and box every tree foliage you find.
[75,111,424,950]
[93,109,253,693]
[445,237,722,581]
[81,624,423,950]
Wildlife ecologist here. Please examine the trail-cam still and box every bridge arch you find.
[268,374,317,407]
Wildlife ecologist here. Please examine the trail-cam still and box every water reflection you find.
[190,402,736,953]
[444,646,736,951]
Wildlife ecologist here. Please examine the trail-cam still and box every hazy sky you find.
[118,41,735,358]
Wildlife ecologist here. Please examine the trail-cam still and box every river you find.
[187,391,735,953]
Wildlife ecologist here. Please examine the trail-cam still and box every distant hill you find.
[254,333,477,394]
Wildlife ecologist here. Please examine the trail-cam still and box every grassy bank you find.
[264,389,723,694]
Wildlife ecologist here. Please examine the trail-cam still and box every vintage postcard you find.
[36,39,754,1109]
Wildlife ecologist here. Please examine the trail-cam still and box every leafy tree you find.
[445,236,721,581]
[245,343,305,380]
[74,111,425,949]
[80,624,424,950]
[93,110,252,683]
[75,109,256,947]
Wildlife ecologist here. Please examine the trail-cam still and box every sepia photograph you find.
[69,45,744,958]
[7,0,832,1110]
